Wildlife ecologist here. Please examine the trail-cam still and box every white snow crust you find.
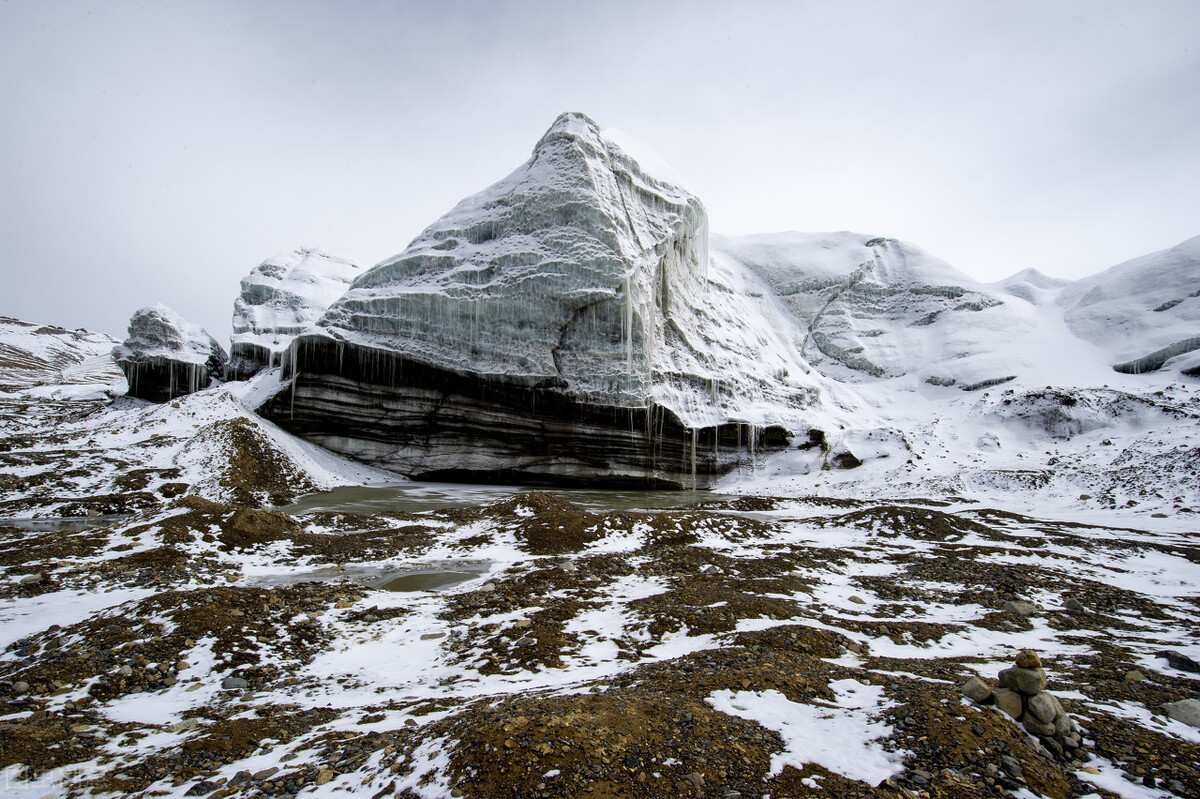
[231,248,361,361]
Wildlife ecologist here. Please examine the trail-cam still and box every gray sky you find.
[2,0,1198,345]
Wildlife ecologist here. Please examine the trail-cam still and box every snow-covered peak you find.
[712,231,979,288]
[318,112,710,408]
[993,267,1072,306]
[532,111,607,157]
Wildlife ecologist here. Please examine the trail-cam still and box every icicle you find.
[749,424,758,472]
[690,427,697,489]
[623,273,633,371]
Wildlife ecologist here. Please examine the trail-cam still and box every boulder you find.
[1027,692,1062,724]
[113,304,226,402]
[961,676,993,704]
[993,687,1023,719]
[1003,600,1039,618]
[1023,715,1057,737]
[1155,650,1200,673]
[1163,698,1200,728]
[1015,649,1042,668]
[998,666,1047,696]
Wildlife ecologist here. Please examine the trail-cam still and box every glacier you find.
[112,304,227,402]
[259,113,816,487]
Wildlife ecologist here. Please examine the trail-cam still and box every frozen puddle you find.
[248,561,491,592]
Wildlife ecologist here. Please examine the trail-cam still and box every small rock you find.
[848,595,867,605]
[176,660,189,671]
[334,601,352,609]
[1014,649,1041,668]
[18,574,43,585]
[1055,714,1079,736]
[481,583,497,593]
[172,719,202,733]
[224,574,239,583]
[961,676,993,704]
[514,619,532,629]
[1063,597,1085,612]
[184,781,216,797]
[683,772,704,788]
[1162,698,1200,728]
[1155,650,1200,673]
[252,767,278,781]
[993,687,1023,719]
[162,677,177,688]
[316,768,334,786]
[1124,669,1147,682]
[998,666,1047,696]
[419,632,445,640]
[1001,757,1024,781]
[12,681,29,694]
[1003,600,1038,617]
[118,665,133,677]
[221,676,249,690]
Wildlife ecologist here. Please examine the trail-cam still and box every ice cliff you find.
[228,248,362,379]
[260,113,810,486]
[113,304,227,402]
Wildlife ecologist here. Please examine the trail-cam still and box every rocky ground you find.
[1,356,1199,798]
[1,388,1198,799]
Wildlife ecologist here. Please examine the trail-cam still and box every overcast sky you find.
[2,0,1198,344]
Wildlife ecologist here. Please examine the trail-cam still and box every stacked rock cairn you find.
[961,650,1088,764]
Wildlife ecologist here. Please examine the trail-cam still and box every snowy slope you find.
[712,232,1030,389]
[0,316,125,396]
[1058,235,1200,374]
